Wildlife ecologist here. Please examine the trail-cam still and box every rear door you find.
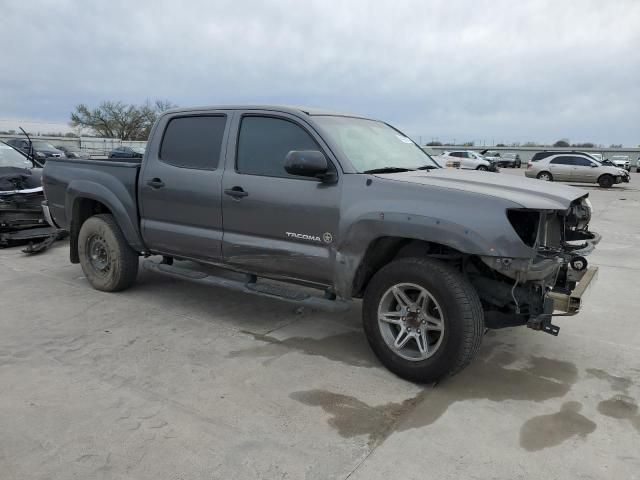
[221,112,341,286]
[139,112,231,260]
[548,156,574,181]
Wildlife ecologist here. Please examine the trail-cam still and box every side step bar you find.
[142,260,351,313]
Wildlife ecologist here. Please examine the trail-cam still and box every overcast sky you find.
[1,0,638,145]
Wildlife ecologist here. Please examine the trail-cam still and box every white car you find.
[437,150,493,171]
[610,155,631,172]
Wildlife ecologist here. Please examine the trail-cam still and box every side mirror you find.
[590,163,598,168]
[284,150,335,182]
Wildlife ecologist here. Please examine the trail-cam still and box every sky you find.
[0,0,639,146]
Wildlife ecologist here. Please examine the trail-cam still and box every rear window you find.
[160,115,226,170]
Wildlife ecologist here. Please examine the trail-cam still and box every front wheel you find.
[476,165,488,171]
[362,257,484,383]
[78,214,139,292]
[598,174,614,188]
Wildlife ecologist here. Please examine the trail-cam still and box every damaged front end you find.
[0,168,65,253]
[472,195,599,335]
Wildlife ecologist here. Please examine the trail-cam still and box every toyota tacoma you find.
[42,105,600,382]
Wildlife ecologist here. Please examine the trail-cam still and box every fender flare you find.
[66,179,145,252]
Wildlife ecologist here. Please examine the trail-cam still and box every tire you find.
[477,165,488,171]
[362,257,484,383]
[78,214,139,292]
[598,175,614,188]
[537,171,553,181]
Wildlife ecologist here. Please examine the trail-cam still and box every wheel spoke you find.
[423,313,443,331]
[415,329,429,356]
[392,286,413,309]
[393,326,411,349]
[379,311,403,325]
[416,290,428,310]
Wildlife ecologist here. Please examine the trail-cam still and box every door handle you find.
[147,178,165,189]
[224,187,248,198]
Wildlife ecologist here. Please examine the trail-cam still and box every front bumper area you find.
[547,266,598,314]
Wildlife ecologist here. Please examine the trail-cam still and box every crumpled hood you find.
[376,169,588,210]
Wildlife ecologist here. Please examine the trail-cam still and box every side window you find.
[550,156,573,165]
[449,152,462,158]
[160,115,227,170]
[236,116,320,178]
[573,156,593,167]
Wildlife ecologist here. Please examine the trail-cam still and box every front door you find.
[221,113,341,286]
[139,113,230,260]
[570,156,599,182]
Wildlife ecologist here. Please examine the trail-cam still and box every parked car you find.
[498,152,521,168]
[0,142,64,251]
[438,150,495,171]
[6,138,65,163]
[55,145,90,159]
[531,150,595,163]
[609,155,631,172]
[109,146,145,158]
[526,153,628,188]
[43,105,599,383]
[637,156,640,173]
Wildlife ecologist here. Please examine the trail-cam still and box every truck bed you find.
[42,157,141,233]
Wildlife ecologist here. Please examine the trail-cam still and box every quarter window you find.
[236,116,321,178]
[160,115,227,170]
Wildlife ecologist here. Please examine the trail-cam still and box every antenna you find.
[19,126,44,168]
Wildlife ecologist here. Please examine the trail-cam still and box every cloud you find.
[1,0,638,144]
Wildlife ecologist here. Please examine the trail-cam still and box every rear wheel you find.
[78,214,139,292]
[598,174,614,188]
[362,257,484,383]
[537,171,553,181]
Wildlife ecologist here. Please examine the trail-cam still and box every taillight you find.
[527,163,532,169]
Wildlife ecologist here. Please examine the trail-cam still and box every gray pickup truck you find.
[42,105,600,382]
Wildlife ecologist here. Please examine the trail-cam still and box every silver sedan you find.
[525,154,628,188]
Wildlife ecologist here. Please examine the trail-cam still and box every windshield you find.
[131,147,145,154]
[0,144,33,168]
[314,116,439,172]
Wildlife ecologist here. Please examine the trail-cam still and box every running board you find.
[142,260,351,313]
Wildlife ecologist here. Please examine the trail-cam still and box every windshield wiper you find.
[416,165,438,170]
[362,167,415,174]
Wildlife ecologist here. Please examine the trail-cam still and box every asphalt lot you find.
[1,169,639,480]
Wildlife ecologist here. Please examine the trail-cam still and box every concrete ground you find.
[1,170,639,480]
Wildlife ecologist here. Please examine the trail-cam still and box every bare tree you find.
[70,100,176,140]
[553,139,570,147]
